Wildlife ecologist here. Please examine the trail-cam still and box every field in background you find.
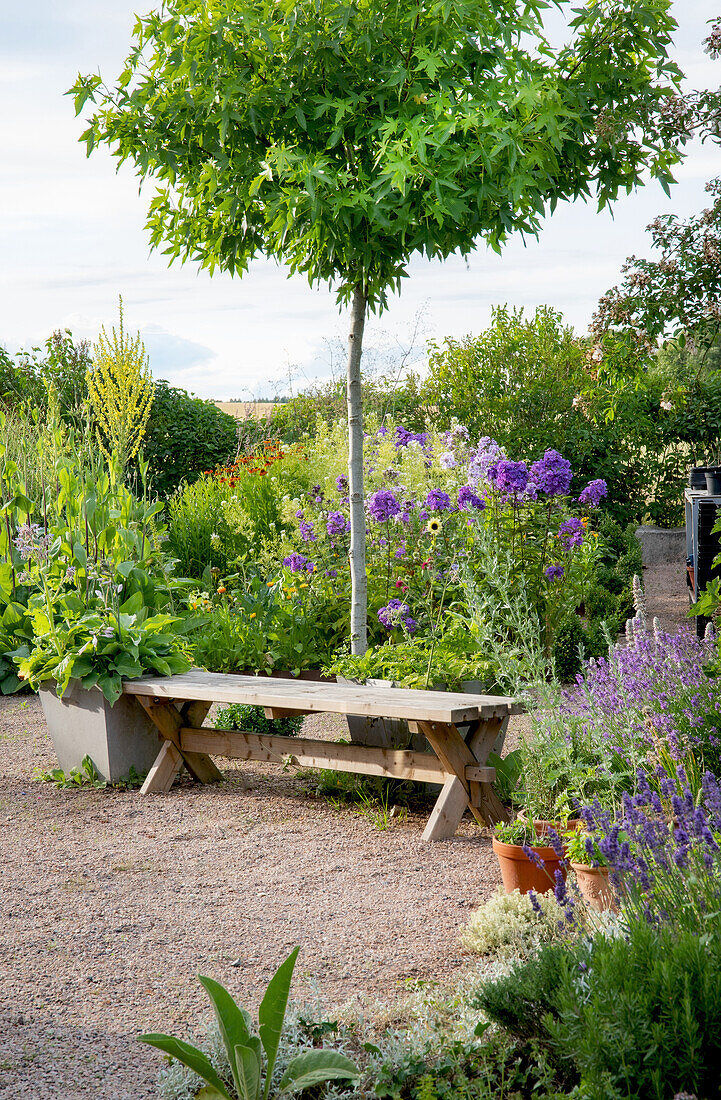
[214,400,277,420]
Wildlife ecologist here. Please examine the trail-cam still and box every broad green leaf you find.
[198,974,253,1084]
[278,1050,360,1094]
[138,1035,234,1099]
[234,1038,263,1100]
[259,946,299,1097]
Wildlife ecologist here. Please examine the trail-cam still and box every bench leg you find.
[140,739,184,794]
[138,698,223,794]
[413,718,510,840]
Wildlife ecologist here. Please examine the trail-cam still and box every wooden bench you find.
[122,671,522,841]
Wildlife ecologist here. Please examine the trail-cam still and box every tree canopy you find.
[72,0,686,312]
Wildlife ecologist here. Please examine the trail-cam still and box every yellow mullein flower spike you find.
[86,295,155,479]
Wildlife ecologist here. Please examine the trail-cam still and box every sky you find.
[0,1,717,400]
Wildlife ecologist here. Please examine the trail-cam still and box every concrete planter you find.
[39,680,163,783]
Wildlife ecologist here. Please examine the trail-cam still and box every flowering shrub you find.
[277,422,605,661]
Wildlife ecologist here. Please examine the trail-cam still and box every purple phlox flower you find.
[299,519,316,543]
[488,459,529,495]
[367,489,402,523]
[419,508,429,522]
[335,475,348,493]
[578,478,608,507]
[295,509,304,519]
[394,546,407,559]
[468,438,506,485]
[458,485,486,511]
[544,563,565,581]
[425,488,452,512]
[325,568,338,578]
[377,425,389,437]
[557,516,584,551]
[310,484,324,504]
[439,451,458,469]
[326,511,350,539]
[529,450,573,497]
[377,598,416,633]
[283,553,315,573]
[395,426,430,449]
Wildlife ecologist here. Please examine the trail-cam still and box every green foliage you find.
[268,373,428,444]
[326,634,495,692]
[216,703,304,738]
[140,948,360,1100]
[35,754,107,789]
[138,381,238,496]
[423,307,590,459]
[0,331,91,422]
[548,920,721,1100]
[167,477,236,577]
[72,0,684,313]
[471,943,571,1047]
[493,820,539,847]
[191,577,344,676]
[551,616,586,681]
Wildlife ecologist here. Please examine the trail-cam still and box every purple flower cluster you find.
[468,438,506,485]
[283,553,315,573]
[425,488,452,512]
[488,459,529,495]
[578,478,608,507]
[299,519,316,543]
[377,598,417,633]
[580,765,721,931]
[544,563,565,581]
[395,427,430,449]
[557,626,720,767]
[14,522,50,562]
[367,489,402,522]
[529,450,573,497]
[458,485,485,511]
[335,475,348,494]
[326,511,350,539]
[557,516,584,550]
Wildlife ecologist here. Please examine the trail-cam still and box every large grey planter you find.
[39,680,163,783]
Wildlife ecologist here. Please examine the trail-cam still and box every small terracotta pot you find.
[570,861,617,912]
[492,836,566,895]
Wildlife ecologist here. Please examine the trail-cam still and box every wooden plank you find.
[179,727,449,783]
[464,766,496,783]
[138,698,223,786]
[467,717,510,825]
[263,707,310,719]
[140,740,184,794]
[123,670,521,723]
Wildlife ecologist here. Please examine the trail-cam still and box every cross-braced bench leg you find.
[411,717,510,841]
[139,699,223,794]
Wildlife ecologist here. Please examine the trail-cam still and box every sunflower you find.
[426,517,442,535]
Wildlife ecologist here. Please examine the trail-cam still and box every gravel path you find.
[0,561,689,1099]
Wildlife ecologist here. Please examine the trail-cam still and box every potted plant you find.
[564,828,616,913]
[492,820,567,896]
[3,462,197,783]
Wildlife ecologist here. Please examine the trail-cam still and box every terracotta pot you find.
[492,836,567,895]
[570,861,617,912]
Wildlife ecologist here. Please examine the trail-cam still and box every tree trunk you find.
[347,283,368,655]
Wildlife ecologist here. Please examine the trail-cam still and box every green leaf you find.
[259,946,300,1097]
[198,974,253,1091]
[138,1035,234,1099]
[277,1050,360,1094]
[234,1039,263,1100]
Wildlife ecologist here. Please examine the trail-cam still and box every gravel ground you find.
[0,561,689,1099]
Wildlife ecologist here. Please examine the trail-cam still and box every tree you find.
[593,18,721,357]
[71,0,687,653]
